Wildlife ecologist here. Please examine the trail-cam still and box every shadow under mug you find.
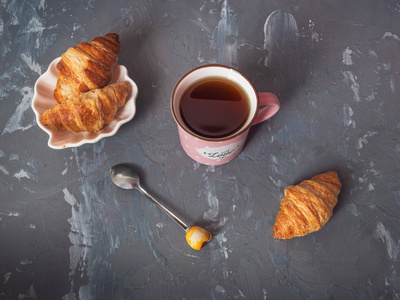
[171,65,280,165]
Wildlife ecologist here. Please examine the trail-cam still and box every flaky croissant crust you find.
[54,33,120,104]
[40,82,131,133]
[273,171,341,239]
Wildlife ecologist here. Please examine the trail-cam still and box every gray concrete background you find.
[1,0,400,299]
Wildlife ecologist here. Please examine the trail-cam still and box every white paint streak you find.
[38,0,46,9]
[357,131,378,149]
[222,264,229,280]
[365,92,375,102]
[71,141,108,176]
[206,165,216,173]
[156,223,165,229]
[342,71,361,102]
[67,202,92,279]
[9,154,19,160]
[346,203,361,217]
[204,188,219,221]
[0,165,9,175]
[368,183,375,191]
[264,10,298,69]
[268,175,286,188]
[0,211,21,217]
[356,137,368,150]
[62,167,68,175]
[342,47,354,65]
[13,169,34,181]
[381,63,391,71]
[263,288,269,300]
[73,23,81,31]
[390,77,396,94]
[25,16,45,34]
[244,209,253,220]
[210,0,238,66]
[308,20,321,42]
[3,272,11,284]
[26,284,37,299]
[219,216,228,227]
[193,161,201,171]
[375,221,400,261]
[343,104,356,128]
[63,188,77,207]
[215,285,227,295]
[65,144,123,299]
[8,8,19,26]
[382,31,400,42]
[374,62,395,98]
[2,87,34,134]
[20,259,32,265]
[21,53,42,74]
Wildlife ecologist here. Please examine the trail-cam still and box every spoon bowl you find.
[110,162,141,190]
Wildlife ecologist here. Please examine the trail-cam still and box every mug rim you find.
[170,64,259,142]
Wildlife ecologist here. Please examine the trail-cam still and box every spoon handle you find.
[136,185,189,231]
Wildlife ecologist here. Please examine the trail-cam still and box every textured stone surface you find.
[0,0,399,299]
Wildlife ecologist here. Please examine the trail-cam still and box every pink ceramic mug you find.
[171,65,280,165]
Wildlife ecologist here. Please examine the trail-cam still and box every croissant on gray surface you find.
[273,171,342,239]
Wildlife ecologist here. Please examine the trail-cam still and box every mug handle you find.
[253,92,280,125]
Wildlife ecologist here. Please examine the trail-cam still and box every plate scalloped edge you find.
[31,57,138,149]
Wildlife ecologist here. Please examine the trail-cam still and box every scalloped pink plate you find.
[31,57,138,149]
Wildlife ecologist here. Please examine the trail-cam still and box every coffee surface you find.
[180,78,250,139]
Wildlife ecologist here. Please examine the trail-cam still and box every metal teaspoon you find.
[110,163,211,250]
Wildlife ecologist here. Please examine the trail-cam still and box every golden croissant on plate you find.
[273,171,341,239]
[40,82,131,133]
[54,33,120,104]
